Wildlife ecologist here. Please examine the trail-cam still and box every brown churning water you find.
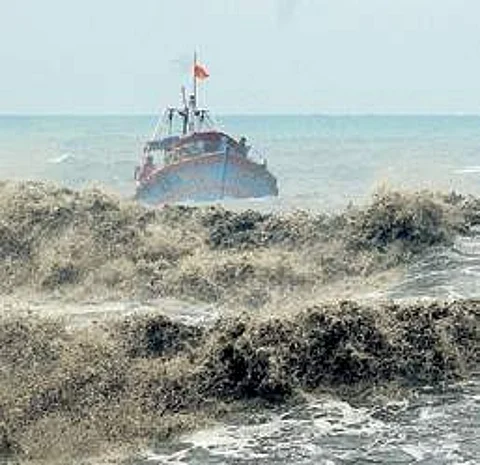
[0,181,479,462]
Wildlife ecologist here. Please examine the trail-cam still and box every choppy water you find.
[3,115,480,210]
[0,115,479,464]
[145,381,480,465]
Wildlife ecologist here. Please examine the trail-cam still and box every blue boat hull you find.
[135,153,278,204]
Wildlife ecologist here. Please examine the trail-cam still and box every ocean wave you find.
[0,181,477,304]
[455,166,480,174]
[2,181,480,461]
[47,152,75,164]
[0,299,478,461]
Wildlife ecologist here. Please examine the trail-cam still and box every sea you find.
[4,114,480,211]
[0,115,479,464]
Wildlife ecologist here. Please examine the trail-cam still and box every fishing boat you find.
[134,55,278,204]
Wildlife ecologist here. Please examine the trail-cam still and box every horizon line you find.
[1,112,480,117]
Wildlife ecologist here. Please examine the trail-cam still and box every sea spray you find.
[0,300,478,461]
[1,181,480,461]
[0,181,475,303]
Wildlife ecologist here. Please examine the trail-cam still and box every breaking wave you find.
[0,181,478,303]
[1,181,480,462]
[1,300,478,461]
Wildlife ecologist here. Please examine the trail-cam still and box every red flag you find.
[194,63,209,80]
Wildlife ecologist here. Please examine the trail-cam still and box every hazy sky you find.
[1,0,480,114]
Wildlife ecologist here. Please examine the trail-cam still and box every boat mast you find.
[188,51,198,133]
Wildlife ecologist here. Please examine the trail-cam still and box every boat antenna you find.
[181,85,187,108]
[167,108,174,134]
[180,85,188,135]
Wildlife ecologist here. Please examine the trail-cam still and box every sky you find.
[1,0,480,114]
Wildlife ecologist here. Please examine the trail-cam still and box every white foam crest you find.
[48,152,75,164]
[0,295,218,328]
[455,166,480,174]
[142,380,480,464]
[144,396,389,464]
[387,231,480,299]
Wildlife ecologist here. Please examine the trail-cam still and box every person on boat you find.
[238,136,248,156]
[220,135,229,156]
[137,154,156,181]
[195,139,206,154]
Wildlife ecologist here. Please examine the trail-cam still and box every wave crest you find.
[0,182,476,303]
[0,299,478,460]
